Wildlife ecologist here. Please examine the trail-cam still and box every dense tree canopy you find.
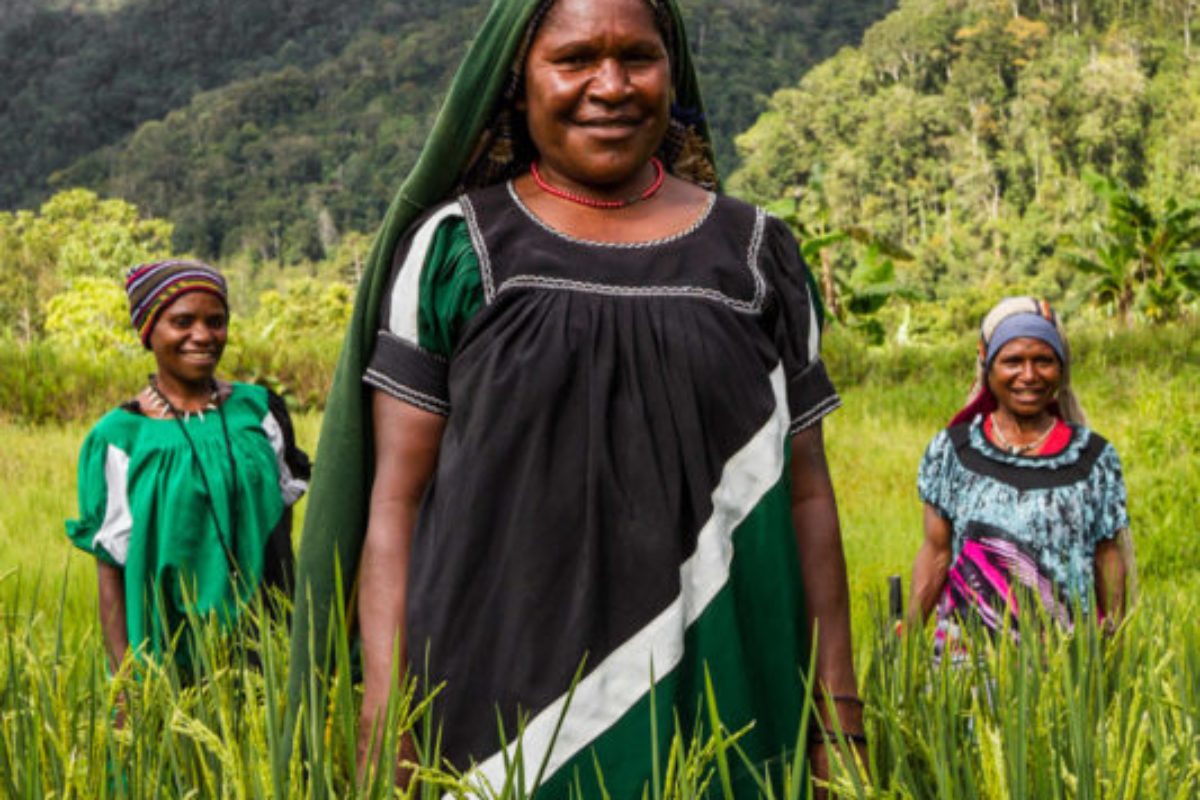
[0,0,388,210]
[730,0,1200,320]
[5,0,1196,333]
[0,189,172,340]
[3,0,896,263]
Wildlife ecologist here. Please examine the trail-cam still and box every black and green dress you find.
[364,183,838,797]
[66,382,309,669]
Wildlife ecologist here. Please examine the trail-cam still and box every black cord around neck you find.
[149,376,242,587]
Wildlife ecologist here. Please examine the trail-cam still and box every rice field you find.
[1,323,1197,797]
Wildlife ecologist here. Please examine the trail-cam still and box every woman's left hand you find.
[808,695,868,798]
[809,739,868,800]
[788,423,869,794]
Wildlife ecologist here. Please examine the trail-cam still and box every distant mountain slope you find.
[5,0,896,261]
[0,0,425,209]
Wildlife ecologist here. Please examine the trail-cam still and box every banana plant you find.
[769,190,918,344]
[1064,171,1200,324]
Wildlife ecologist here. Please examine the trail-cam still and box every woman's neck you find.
[992,407,1053,435]
[988,408,1058,454]
[151,373,218,412]
[513,172,710,244]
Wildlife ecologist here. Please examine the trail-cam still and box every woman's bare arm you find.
[1094,535,1126,624]
[908,504,952,626]
[96,561,130,727]
[790,422,864,792]
[790,422,859,701]
[96,561,129,673]
[357,390,447,768]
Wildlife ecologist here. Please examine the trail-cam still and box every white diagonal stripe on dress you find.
[456,364,791,799]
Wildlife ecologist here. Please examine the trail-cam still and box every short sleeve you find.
[917,430,955,519]
[64,427,129,567]
[262,389,312,507]
[364,201,483,416]
[760,214,840,434]
[1090,443,1130,543]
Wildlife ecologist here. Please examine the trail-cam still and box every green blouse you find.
[414,215,483,358]
[66,382,307,667]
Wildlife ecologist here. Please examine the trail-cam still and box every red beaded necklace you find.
[530,158,665,209]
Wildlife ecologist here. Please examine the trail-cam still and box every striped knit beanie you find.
[126,260,228,348]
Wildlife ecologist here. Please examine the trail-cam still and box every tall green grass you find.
[3,572,1196,798]
[2,321,1196,797]
[850,593,1200,799]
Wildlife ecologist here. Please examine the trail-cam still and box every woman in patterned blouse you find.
[907,297,1132,654]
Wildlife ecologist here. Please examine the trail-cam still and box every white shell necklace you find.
[146,376,219,422]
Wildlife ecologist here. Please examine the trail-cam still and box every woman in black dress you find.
[292,0,863,795]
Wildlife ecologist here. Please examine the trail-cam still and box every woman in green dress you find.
[66,260,310,675]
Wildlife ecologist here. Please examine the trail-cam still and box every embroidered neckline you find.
[463,189,767,313]
[505,182,717,249]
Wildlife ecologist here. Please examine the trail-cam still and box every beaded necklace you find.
[989,412,1056,455]
[530,157,665,209]
[144,379,218,421]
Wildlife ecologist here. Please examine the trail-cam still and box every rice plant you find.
[3,321,1195,797]
[3,569,1196,799]
[838,593,1200,800]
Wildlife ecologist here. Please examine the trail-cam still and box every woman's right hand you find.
[356,390,446,784]
[357,724,418,790]
[907,504,952,627]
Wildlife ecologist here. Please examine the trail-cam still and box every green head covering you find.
[287,0,717,718]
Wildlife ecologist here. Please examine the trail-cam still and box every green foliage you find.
[247,278,353,341]
[676,0,899,174]
[43,276,136,353]
[7,1,900,264]
[769,190,919,345]
[1063,170,1200,324]
[850,593,1200,800]
[731,0,1200,318]
[0,188,172,339]
[0,0,387,211]
[225,278,352,409]
[1,556,1196,798]
[0,188,355,420]
[0,339,148,424]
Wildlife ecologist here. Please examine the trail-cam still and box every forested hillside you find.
[730,0,1200,319]
[2,0,895,262]
[0,0,386,210]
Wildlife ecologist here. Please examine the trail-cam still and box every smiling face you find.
[520,0,671,197]
[987,337,1062,420]
[148,291,228,392]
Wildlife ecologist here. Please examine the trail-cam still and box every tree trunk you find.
[1185,2,1193,58]
[1119,286,1134,327]
[821,248,839,322]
